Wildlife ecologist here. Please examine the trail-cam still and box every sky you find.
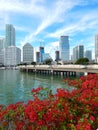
[0,0,98,60]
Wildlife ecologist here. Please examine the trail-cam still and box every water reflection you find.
[0,70,72,105]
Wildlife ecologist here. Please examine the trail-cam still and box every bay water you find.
[0,70,73,105]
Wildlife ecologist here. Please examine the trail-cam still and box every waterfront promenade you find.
[19,64,98,76]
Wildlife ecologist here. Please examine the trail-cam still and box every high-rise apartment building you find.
[95,34,98,63]
[4,46,21,66]
[73,45,84,62]
[0,38,5,65]
[40,46,44,62]
[73,46,78,62]
[59,36,69,61]
[36,52,40,63]
[0,38,5,50]
[23,43,34,63]
[5,24,15,47]
[77,45,84,58]
[85,50,92,61]
[55,51,60,61]
[0,49,4,65]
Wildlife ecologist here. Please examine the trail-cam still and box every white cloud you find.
[20,33,35,47]
[0,0,46,37]
[15,26,31,32]
[45,9,98,39]
[0,0,46,17]
[34,0,83,35]
[20,0,83,47]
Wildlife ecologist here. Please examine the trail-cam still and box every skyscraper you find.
[73,46,78,62]
[36,52,40,63]
[95,34,98,63]
[5,24,15,47]
[4,46,21,66]
[59,36,69,61]
[23,43,34,63]
[85,50,92,61]
[55,51,60,61]
[73,45,84,62]
[39,46,44,62]
[0,38,5,50]
[0,50,4,65]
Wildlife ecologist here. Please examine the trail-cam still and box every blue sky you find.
[0,0,98,60]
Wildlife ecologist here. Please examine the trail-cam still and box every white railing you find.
[19,64,98,69]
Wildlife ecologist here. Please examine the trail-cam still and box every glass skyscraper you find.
[59,36,69,61]
[5,24,15,47]
[36,52,40,63]
[55,51,60,61]
[40,46,44,62]
[95,34,98,63]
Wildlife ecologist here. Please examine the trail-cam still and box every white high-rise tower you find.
[5,24,15,47]
[23,43,34,63]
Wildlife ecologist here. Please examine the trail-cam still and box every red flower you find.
[90,116,95,121]
[31,86,43,93]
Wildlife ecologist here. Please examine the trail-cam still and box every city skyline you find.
[0,0,98,59]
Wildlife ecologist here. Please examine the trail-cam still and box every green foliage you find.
[44,58,53,65]
[31,62,36,65]
[75,58,89,64]
[18,62,27,66]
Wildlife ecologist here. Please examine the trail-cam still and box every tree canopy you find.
[44,58,53,65]
[75,58,89,64]
[31,62,36,65]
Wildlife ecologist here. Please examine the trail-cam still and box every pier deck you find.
[19,65,98,76]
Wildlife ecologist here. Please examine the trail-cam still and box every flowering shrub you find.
[0,74,98,130]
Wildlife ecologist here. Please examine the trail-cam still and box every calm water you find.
[0,70,73,105]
